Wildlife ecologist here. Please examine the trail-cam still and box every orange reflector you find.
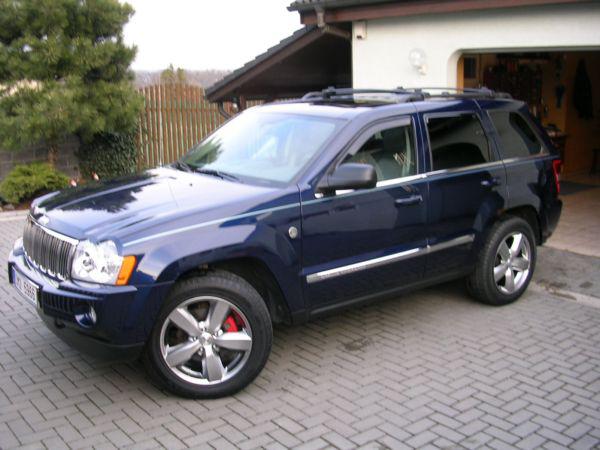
[116,256,137,286]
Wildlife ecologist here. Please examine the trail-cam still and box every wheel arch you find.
[502,205,542,245]
[176,257,293,325]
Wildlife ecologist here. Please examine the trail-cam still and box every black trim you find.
[37,312,144,361]
[309,267,472,318]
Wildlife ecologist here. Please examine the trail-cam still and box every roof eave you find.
[205,26,318,102]
[206,25,351,103]
[293,0,592,25]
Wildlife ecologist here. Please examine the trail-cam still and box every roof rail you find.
[301,86,512,103]
[395,86,512,99]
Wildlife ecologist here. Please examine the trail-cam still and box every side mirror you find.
[317,163,377,194]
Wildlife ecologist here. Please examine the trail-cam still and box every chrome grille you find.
[23,217,77,280]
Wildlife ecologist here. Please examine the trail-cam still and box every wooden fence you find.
[137,84,242,168]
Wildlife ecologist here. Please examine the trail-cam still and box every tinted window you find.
[427,114,491,170]
[345,123,416,181]
[488,111,543,158]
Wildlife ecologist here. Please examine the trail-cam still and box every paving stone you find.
[0,216,598,448]
[405,430,438,448]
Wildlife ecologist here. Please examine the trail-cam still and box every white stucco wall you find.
[352,3,600,88]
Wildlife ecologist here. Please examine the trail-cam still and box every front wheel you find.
[144,271,272,398]
[467,216,536,306]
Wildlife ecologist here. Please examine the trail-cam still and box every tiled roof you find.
[205,25,317,101]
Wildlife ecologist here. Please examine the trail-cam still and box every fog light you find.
[75,305,97,328]
[13,237,23,255]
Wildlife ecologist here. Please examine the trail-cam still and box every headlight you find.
[71,240,136,285]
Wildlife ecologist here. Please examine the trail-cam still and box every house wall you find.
[352,3,600,89]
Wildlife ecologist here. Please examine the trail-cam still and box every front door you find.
[301,116,429,312]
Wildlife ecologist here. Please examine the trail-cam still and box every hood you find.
[31,167,288,242]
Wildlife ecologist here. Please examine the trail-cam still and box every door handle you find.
[331,202,357,213]
[481,177,501,188]
[395,194,423,206]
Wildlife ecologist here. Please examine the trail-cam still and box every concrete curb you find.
[530,281,600,309]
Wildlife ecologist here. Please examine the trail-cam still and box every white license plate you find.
[12,268,39,308]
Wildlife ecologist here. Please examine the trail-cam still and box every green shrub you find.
[0,162,70,204]
[77,130,138,180]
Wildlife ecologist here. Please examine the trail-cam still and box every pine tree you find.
[0,0,142,165]
[161,64,187,84]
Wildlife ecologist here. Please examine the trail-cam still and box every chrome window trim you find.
[313,151,554,200]
[312,172,427,200]
[306,234,474,284]
[325,173,428,197]
[501,152,551,165]
[376,173,427,187]
[424,160,504,178]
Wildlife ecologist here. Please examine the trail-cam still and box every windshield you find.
[180,109,342,183]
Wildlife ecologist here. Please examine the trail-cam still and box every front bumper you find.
[8,246,173,361]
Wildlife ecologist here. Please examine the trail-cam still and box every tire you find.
[467,216,536,306]
[143,270,272,398]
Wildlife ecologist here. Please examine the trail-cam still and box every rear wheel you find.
[144,271,272,398]
[467,216,536,306]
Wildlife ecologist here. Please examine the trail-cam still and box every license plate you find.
[12,268,39,308]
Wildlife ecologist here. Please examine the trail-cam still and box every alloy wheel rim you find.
[159,296,253,385]
[493,232,531,295]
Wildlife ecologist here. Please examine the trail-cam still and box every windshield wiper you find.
[194,168,240,182]
[171,160,193,172]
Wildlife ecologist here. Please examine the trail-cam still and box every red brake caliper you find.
[222,315,239,332]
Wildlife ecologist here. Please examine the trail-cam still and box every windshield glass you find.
[180,109,342,183]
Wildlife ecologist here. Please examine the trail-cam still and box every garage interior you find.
[458,50,600,180]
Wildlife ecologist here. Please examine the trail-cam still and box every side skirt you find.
[306,267,473,321]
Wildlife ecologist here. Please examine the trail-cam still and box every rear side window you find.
[345,123,416,181]
[427,114,491,171]
[488,111,544,158]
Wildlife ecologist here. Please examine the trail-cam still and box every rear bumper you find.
[8,246,173,361]
[541,197,562,243]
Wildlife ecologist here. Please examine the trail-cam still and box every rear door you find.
[418,100,508,278]
[481,102,553,204]
[481,102,561,241]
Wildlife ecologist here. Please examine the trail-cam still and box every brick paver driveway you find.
[1,213,599,449]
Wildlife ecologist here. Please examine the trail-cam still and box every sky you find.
[123,0,302,72]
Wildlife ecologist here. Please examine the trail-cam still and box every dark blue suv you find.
[8,88,562,398]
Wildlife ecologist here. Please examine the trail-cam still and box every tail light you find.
[552,159,562,195]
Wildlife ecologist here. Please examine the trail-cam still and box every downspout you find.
[315,5,326,28]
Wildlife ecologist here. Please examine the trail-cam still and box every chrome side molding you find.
[306,234,474,284]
